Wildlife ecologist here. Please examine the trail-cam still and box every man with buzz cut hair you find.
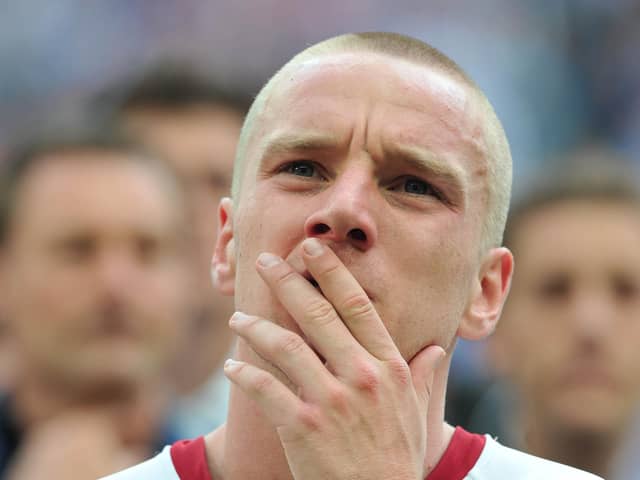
[104,32,600,479]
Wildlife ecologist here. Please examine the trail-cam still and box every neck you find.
[206,342,455,480]
[174,300,236,395]
[524,413,620,478]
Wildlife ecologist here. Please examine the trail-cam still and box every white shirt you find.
[101,427,603,480]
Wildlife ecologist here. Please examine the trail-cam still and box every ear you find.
[457,247,514,341]
[211,197,236,296]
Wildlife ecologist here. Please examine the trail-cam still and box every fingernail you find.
[257,252,282,268]
[224,358,243,371]
[303,238,324,257]
[229,311,250,327]
[435,347,447,367]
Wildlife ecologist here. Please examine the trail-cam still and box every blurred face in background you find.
[0,151,192,393]
[493,199,640,437]
[123,105,243,321]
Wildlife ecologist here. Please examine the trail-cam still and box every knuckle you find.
[275,268,298,289]
[276,331,306,355]
[295,404,322,431]
[340,293,375,321]
[352,360,382,394]
[317,261,341,281]
[385,358,412,388]
[250,371,275,395]
[304,299,337,327]
[325,384,350,413]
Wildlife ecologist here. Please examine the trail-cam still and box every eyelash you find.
[392,176,445,201]
[276,160,447,202]
[278,160,324,179]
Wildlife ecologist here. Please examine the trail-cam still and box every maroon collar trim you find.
[171,437,213,480]
[426,427,486,480]
[170,427,486,480]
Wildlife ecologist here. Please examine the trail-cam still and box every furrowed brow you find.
[260,131,342,158]
[385,143,468,196]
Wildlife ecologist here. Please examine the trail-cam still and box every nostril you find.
[348,228,367,242]
[311,223,331,235]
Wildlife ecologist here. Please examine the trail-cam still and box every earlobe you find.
[457,247,514,341]
[211,197,236,296]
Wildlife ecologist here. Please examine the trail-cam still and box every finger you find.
[408,345,446,410]
[223,358,302,428]
[255,252,367,370]
[302,238,399,361]
[229,311,336,402]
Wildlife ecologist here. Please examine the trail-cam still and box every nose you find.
[303,169,378,251]
[570,289,612,343]
[96,247,139,299]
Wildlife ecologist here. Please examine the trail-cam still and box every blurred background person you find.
[99,64,250,438]
[0,123,193,479]
[484,149,640,479]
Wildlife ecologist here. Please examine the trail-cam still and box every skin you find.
[124,106,242,391]
[210,52,513,480]
[492,199,640,476]
[0,151,192,478]
[0,320,16,390]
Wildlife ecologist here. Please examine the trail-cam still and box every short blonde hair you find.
[232,32,512,250]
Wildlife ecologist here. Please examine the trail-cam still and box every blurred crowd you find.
[1,1,639,479]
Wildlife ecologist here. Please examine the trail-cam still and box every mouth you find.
[559,369,618,391]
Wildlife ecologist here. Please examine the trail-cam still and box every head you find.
[491,151,640,440]
[0,124,193,395]
[112,64,250,326]
[213,32,513,365]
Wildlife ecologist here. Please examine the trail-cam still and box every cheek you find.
[502,308,570,392]
[141,266,191,323]
[616,327,640,395]
[12,269,85,329]
[384,232,472,358]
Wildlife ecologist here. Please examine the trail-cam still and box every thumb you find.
[409,345,446,410]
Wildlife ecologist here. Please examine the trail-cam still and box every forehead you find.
[513,199,640,271]
[124,106,242,174]
[261,52,483,144]
[13,151,181,234]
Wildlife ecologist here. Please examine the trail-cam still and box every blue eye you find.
[285,161,315,177]
[404,178,431,195]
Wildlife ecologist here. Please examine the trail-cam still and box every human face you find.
[125,106,242,316]
[497,200,640,435]
[1,152,192,390]
[225,53,494,361]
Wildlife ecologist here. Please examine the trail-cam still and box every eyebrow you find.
[257,131,467,201]
[259,131,343,159]
[383,143,468,198]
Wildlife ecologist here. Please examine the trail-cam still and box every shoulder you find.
[469,436,603,480]
[100,437,212,480]
[99,446,179,480]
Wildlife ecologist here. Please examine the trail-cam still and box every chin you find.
[67,349,161,390]
[548,391,626,437]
